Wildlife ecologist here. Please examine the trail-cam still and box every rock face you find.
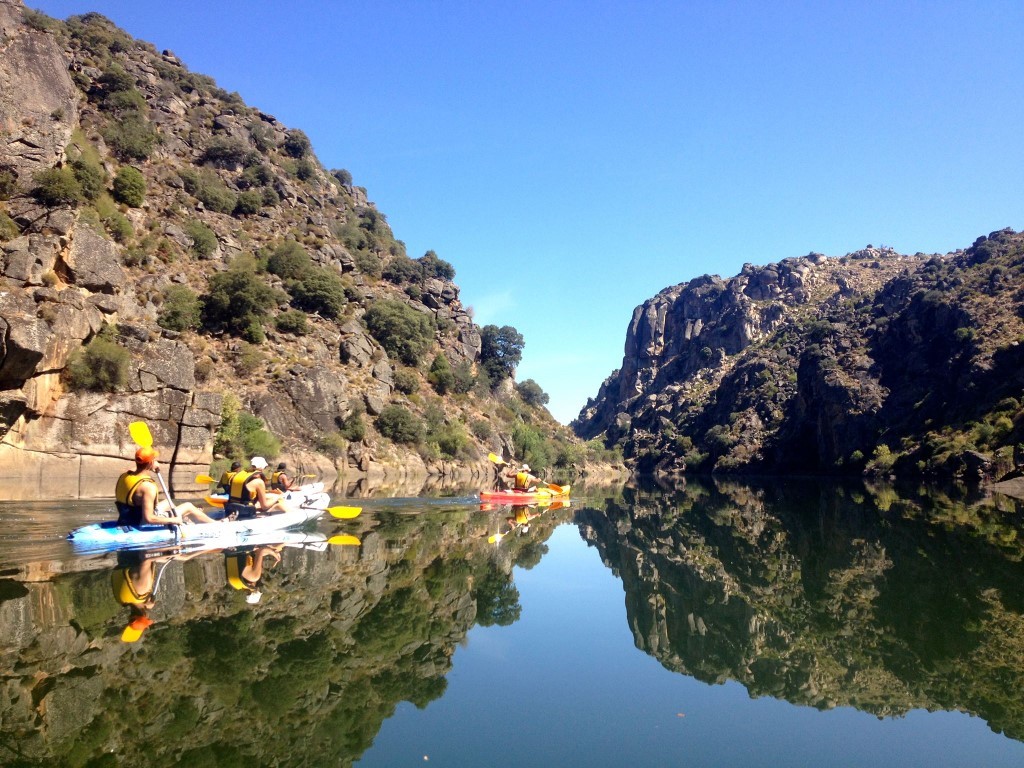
[575,233,1024,483]
[0,2,558,496]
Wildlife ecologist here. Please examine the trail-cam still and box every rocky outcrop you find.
[0,2,567,497]
[575,235,1024,483]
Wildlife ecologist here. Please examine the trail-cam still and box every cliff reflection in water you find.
[576,479,1024,740]
[0,504,566,767]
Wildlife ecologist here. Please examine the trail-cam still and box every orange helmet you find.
[135,446,158,464]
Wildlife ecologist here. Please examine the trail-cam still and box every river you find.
[0,477,1023,766]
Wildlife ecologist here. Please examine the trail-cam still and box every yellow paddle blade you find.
[195,474,216,484]
[488,532,505,544]
[205,495,226,508]
[129,421,153,448]
[327,534,361,546]
[488,452,507,465]
[327,506,361,519]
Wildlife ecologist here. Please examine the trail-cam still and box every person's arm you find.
[139,481,182,526]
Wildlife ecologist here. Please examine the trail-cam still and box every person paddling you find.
[115,447,218,527]
[270,462,295,492]
[218,460,242,494]
[506,463,542,493]
[225,456,292,519]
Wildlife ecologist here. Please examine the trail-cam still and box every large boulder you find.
[63,225,126,294]
[0,0,79,188]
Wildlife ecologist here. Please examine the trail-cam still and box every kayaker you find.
[270,462,294,491]
[115,447,219,527]
[225,456,291,519]
[218,460,242,493]
[507,463,541,492]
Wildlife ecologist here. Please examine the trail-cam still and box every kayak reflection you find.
[109,531,330,643]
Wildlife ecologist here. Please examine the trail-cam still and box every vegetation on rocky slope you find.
[0,5,619,481]
[575,232,1024,484]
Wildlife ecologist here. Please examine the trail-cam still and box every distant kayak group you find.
[67,423,569,552]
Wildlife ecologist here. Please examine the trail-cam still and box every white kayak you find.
[67,506,324,552]
[205,483,329,510]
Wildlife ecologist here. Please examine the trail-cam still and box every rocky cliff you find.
[574,231,1024,483]
[0,1,575,496]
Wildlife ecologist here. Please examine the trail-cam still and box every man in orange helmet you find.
[115,446,219,527]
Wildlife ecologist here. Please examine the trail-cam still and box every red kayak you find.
[479,485,570,504]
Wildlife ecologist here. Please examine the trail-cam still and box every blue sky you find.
[30,1,1024,423]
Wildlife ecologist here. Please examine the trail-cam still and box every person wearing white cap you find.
[507,462,542,492]
[225,456,292,518]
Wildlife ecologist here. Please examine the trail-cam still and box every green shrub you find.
[102,114,157,161]
[103,209,133,242]
[103,89,147,114]
[112,165,145,207]
[157,285,201,331]
[453,361,475,394]
[376,405,424,445]
[354,250,382,279]
[339,403,366,442]
[429,420,470,459]
[0,211,19,241]
[517,379,549,407]
[382,254,422,284]
[185,221,218,257]
[249,122,274,153]
[295,159,315,181]
[66,329,130,392]
[364,299,435,366]
[214,394,280,462]
[289,268,346,319]
[331,168,353,187]
[512,423,554,472]
[234,343,266,377]
[32,167,82,206]
[274,310,308,335]
[0,170,16,200]
[427,353,455,395]
[203,139,253,169]
[418,250,455,280]
[266,241,311,280]
[317,432,347,458]
[470,418,492,440]
[283,129,312,158]
[179,168,237,213]
[394,367,420,395]
[233,190,262,216]
[70,156,105,200]
[201,264,276,341]
[240,163,273,189]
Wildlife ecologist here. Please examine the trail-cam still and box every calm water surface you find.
[1,479,1023,767]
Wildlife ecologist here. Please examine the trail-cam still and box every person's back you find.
[218,461,242,494]
[114,464,157,527]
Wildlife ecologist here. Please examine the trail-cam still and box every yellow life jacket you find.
[114,470,156,525]
[270,470,288,491]
[229,470,261,503]
[218,470,237,492]
[514,472,531,490]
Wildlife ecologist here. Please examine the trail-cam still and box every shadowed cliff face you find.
[574,479,1024,739]
[574,231,1024,483]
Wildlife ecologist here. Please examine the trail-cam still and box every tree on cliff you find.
[479,325,524,385]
